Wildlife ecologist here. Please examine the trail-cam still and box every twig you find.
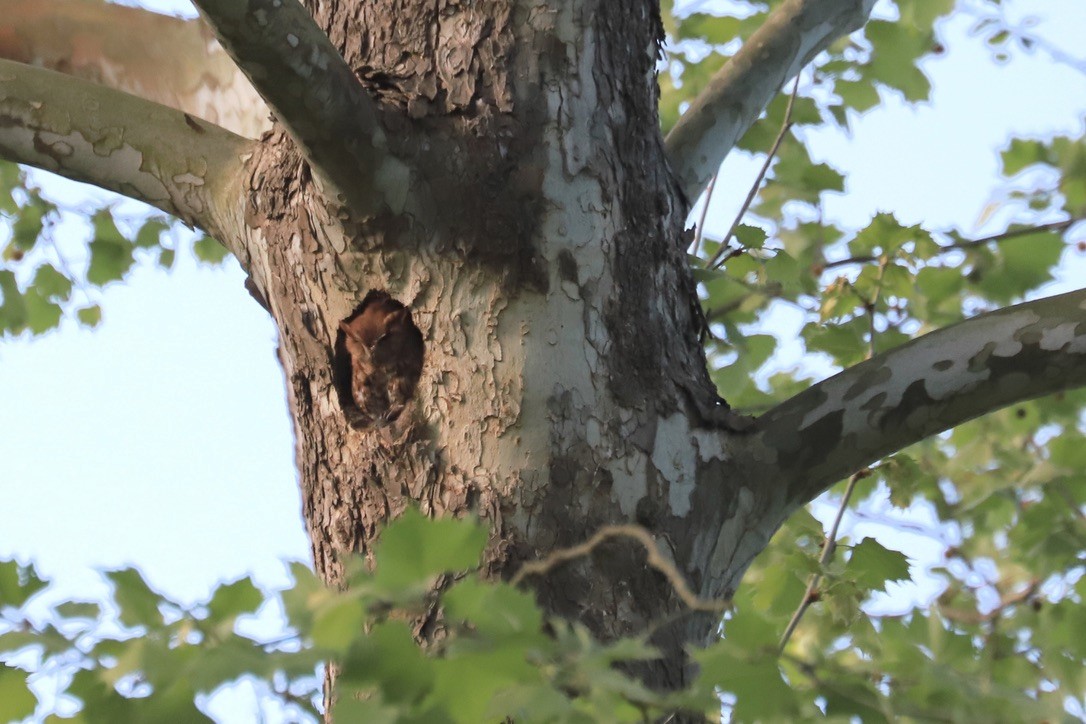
[778,469,868,654]
[692,173,718,258]
[865,256,888,359]
[707,74,801,270]
[821,217,1082,271]
[938,579,1040,625]
[512,524,730,614]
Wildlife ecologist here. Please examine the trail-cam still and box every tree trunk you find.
[235,0,760,697]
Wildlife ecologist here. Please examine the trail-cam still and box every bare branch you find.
[822,217,1084,271]
[707,74,800,270]
[778,469,866,654]
[665,0,876,203]
[0,59,254,249]
[745,288,1086,512]
[513,524,730,614]
[938,580,1040,626]
[191,0,410,218]
[0,0,269,138]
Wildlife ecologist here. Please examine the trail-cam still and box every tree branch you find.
[0,59,254,249]
[665,0,876,203]
[191,0,410,218]
[746,288,1086,511]
[0,0,269,139]
[822,217,1084,271]
[512,524,730,615]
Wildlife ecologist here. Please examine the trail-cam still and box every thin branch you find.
[0,0,269,139]
[778,470,866,654]
[744,288,1086,513]
[707,74,801,270]
[938,579,1040,625]
[512,524,730,614]
[191,0,410,218]
[665,0,876,202]
[0,59,254,249]
[692,173,718,257]
[822,217,1083,271]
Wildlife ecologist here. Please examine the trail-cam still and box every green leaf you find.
[1001,138,1052,176]
[0,269,27,333]
[23,289,62,334]
[55,601,102,620]
[0,560,47,608]
[193,236,230,265]
[135,219,170,249]
[975,231,1063,302]
[87,212,135,286]
[0,666,37,722]
[77,305,103,327]
[340,621,434,704]
[846,538,911,592]
[370,509,487,595]
[442,579,546,643]
[310,595,365,653]
[206,578,264,623]
[0,162,22,214]
[106,568,163,629]
[10,202,44,252]
[31,264,72,301]
[836,79,881,112]
[676,14,743,44]
[865,20,933,102]
[694,640,796,720]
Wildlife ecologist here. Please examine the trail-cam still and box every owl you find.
[339,292,424,428]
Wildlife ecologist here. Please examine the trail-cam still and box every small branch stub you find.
[336,291,424,430]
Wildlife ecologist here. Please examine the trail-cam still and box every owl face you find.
[339,293,424,428]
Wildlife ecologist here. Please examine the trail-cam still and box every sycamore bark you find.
[1,0,1085,709]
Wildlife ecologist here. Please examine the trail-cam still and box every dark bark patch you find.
[335,290,425,430]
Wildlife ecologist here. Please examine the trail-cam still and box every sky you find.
[1,0,1085,719]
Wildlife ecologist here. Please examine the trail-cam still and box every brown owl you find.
[338,292,424,428]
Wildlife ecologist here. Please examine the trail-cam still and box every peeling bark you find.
[0,0,269,138]
[751,289,1086,512]
[0,59,252,243]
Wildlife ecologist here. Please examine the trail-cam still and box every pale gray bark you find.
[191,0,412,217]
[665,0,877,202]
[750,288,1086,511]
[0,58,252,245]
[0,0,270,138]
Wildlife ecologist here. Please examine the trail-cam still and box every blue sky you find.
[0,0,1085,716]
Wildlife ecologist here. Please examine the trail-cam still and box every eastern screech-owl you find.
[339,293,424,428]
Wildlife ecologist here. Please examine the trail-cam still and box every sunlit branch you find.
[0,59,254,249]
[191,0,411,218]
[665,0,876,203]
[0,0,269,139]
[746,288,1086,511]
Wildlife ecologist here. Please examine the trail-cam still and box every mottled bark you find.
[0,59,252,242]
[0,0,269,138]
[753,289,1086,512]
[232,0,736,694]
[4,0,1085,718]
[665,0,877,202]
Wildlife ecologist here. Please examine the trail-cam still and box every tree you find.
[1,0,1084,721]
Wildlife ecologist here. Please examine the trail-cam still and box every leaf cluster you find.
[0,166,229,338]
